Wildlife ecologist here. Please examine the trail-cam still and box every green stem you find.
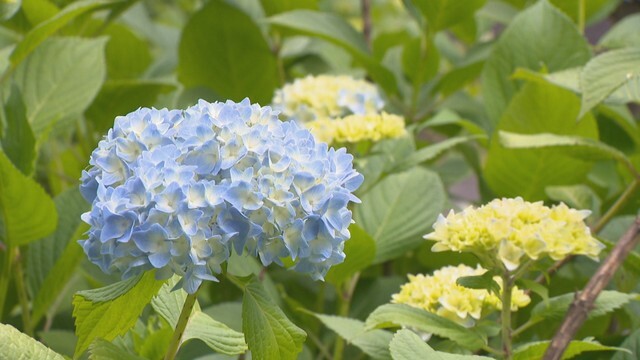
[164,287,200,360]
[512,319,537,338]
[0,244,15,321]
[501,271,513,360]
[481,345,503,357]
[578,0,585,35]
[13,248,32,336]
[593,179,640,234]
[333,273,360,360]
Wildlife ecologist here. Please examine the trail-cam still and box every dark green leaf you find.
[412,0,486,31]
[482,0,590,126]
[1,84,35,175]
[530,290,639,323]
[456,272,500,295]
[178,0,278,104]
[0,150,57,246]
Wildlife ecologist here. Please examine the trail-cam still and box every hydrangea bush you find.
[79,99,363,293]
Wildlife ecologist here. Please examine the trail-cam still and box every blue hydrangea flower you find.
[80,99,363,293]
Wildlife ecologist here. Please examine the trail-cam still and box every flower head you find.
[272,75,405,144]
[80,99,363,293]
[424,198,604,271]
[392,264,530,326]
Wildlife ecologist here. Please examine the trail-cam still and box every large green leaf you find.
[9,0,121,67]
[312,313,392,360]
[0,323,64,360]
[412,0,486,32]
[0,150,57,246]
[268,10,397,94]
[178,0,278,104]
[365,304,487,351]
[390,329,492,360]
[484,83,598,200]
[354,166,445,263]
[72,272,165,357]
[498,131,633,171]
[530,291,639,323]
[241,276,306,360]
[598,14,640,49]
[481,0,590,126]
[325,224,376,285]
[27,188,88,327]
[579,47,640,117]
[612,328,640,360]
[102,23,153,80]
[14,37,107,136]
[1,84,35,175]
[513,340,626,360]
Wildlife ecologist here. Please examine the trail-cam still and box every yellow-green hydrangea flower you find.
[272,75,406,144]
[272,74,384,122]
[424,198,604,271]
[392,264,530,326]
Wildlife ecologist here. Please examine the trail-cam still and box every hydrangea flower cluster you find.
[392,265,530,326]
[79,99,363,293]
[424,198,604,271]
[271,75,405,144]
[306,112,406,144]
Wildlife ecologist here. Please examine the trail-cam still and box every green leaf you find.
[151,276,193,328]
[402,36,439,88]
[72,272,165,357]
[365,304,487,351]
[397,136,482,171]
[354,167,445,263]
[102,23,153,80]
[390,329,492,360]
[513,339,627,360]
[27,188,88,327]
[612,328,640,360]
[268,10,398,94]
[1,84,35,175]
[456,272,500,296]
[88,339,146,360]
[85,80,176,133]
[9,0,121,67]
[412,0,486,32]
[579,47,640,117]
[311,313,392,360]
[482,0,591,126]
[178,0,278,105]
[530,290,639,323]
[598,14,640,49]
[498,131,633,171]
[484,82,598,200]
[0,150,57,246]
[325,224,375,285]
[0,323,64,360]
[241,275,306,360]
[545,185,601,219]
[183,311,248,355]
[14,37,107,136]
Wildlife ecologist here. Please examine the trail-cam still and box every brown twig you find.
[542,216,640,360]
[361,0,372,49]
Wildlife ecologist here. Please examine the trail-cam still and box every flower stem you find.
[333,273,360,360]
[164,288,200,360]
[13,248,32,335]
[501,271,513,360]
[0,244,15,321]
